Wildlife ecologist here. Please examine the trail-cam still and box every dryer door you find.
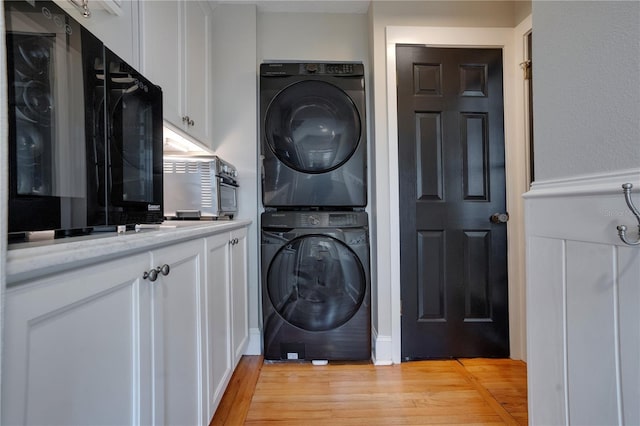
[264,80,361,174]
[267,234,366,331]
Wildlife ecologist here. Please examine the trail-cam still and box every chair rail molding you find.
[525,168,640,199]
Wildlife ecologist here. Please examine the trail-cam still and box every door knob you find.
[490,212,509,224]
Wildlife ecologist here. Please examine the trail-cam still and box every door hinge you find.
[519,60,532,80]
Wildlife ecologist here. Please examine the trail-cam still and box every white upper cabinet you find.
[183,1,212,145]
[53,0,139,67]
[140,0,213,148]
[139,1,181,128]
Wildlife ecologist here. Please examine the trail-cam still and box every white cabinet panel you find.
[139,0,182,127]
[2,252,152,425]
[140,0,212,146]
[183,0,212,144]
[230,227,249,367]
[150,239,206,426]
[205,232,233,420]
[54,0,138,66]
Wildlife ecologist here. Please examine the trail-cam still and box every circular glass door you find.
[267,235,366,331]
[264,80,361,173]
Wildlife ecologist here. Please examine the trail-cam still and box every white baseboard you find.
[372,328,394,365]
[244,327,262,356]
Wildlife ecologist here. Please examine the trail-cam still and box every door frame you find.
[385,23,531,363]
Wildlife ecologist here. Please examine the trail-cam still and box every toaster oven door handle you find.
[219,177,239,187]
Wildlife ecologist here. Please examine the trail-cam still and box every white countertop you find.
[7,220,252,285]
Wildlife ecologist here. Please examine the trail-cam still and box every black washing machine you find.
[260,62,367,208]
[261,211,370,361]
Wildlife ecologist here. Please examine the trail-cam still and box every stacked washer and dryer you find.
[259,62,370,361]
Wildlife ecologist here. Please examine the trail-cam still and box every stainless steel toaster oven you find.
[163,155,238,219]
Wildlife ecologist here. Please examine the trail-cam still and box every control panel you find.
[215,157,238,183]
[300,63,357,75]
[261,62,364,77]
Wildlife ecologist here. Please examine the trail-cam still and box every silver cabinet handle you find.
[143,268,159,282]
[182,116,195,127]
[159,264,170,276]
[490,212,509,224]
[229,238,239,246]
[143,264,171,281]
[69,0,91,18]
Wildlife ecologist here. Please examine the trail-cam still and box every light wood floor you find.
[211,356,528,425]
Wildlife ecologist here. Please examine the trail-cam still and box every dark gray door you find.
[397,45,509,359]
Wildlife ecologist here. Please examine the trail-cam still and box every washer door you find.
[264,80,361,174]
[267,235,366,331]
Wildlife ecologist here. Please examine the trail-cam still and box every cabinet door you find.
[183,0,212,144]
[230,227,249,367]
[52,0,137,65]
[139,0,182,127]
[1,253,153,426]
[150,239,206,426]
[204,232,233,420]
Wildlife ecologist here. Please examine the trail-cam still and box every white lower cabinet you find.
[150,239,206,426]
[230,227,249,367]
[204,227,250,420]
[2,252,153,425]
[2,225,250,425]
[204,232,233,420]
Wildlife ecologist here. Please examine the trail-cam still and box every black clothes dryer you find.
[260,62,367,208]
[261,211,371,361]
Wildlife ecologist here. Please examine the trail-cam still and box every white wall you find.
[527,1,640,423]
[532,0,640,181]
[210,3,260,354]
[257,12,369,63]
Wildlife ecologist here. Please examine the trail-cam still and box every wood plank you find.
[209,356,263,425]
[212,356,527,425]
[458,358,529,425]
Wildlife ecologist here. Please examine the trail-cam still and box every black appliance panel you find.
[103,48,163,226]
[5,0,163,238]
[264,80,361,174]
[267,234,366,332]
[261,211,371,361]
[260,62,367,208]
[6,1,93,233]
